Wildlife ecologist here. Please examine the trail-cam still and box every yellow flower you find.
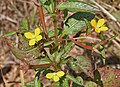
[46,71,65,82]
[91,19,108,33]
[24,27,42,46]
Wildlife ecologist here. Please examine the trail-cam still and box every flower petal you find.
[35,27,40,36]
[29,39,36,46]
[99,27,108,31]
[97,19,105,28]
[56,71,65,77]
[24,32,34,39]
[35,35,42,42]
[46,73,54,79]
[91,19,96,28]
[95,28,100,33]
[53,76,59,82]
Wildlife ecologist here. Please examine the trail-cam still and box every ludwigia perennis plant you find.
[1,0,120,87]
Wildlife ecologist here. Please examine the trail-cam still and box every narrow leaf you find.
[100,33,105,41]
[56,42,74,63]
[2,31,16,37]
[21,18,28,33]
[54,82,60,87]
[66,74,83,86]
[84,18,92,34]
[44,41,54,47]
[34,72,41,87]
[62,78,69,87]
[57,1,99,12]
[109,36,116,41]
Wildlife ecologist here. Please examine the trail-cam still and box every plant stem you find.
[51,0,55,11]
[38,5,47,38]
[51,0,58,57]
[53,16,58,46]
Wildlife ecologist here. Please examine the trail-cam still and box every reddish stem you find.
[29,63,52,69]
[38,6,47,37]
[70,38,93,50]
[87,29,95,36]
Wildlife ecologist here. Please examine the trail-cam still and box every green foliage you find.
[61,78,69,87]
[68,56,93,78]
[62,12,94,35]
[44,41,54,47]
[21,18,28,33]
[34,72,42,87]
[1,31,16,38]
[40,0,53,13]
[66,74,84,86]
[57,1,100,12]
[56,42,74,63]
[85,81,97,87]
[109,36,116,41]
[2,0,118,87]
[84,18,92,34]
[63,18,86,35]
[53,82,60,87]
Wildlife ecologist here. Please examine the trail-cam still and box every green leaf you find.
[40,0,53,13]
[11,48,26,59]
[68,58,80,71]
[100,33,105,41]
[21,18,28,33]
[66,74,83,86]
[63,10,68,18]
[72,76,84,87]
[68,12,95,21]
[62,42,75,57]
[62,12,95,35]
[47,29,62,38]
[76,56,93,77]
[61,78,69,87]
[57,1,99,12]
[1,31,16,37]
[69,56,93,78]
[76,76,84,85]
[84,18,92,34]
[24,47,37,52]
[85,81,97,87]
[99,45,105,64]
[55,50,64,63]
[44,41,54,47]
[56,42,74,63]
[100,45,105,58]
[34,72,41,87]
[93,70,103,86]
[54,82,60,87]
[46,49,54,61]
[11,46,39,59]
[63,18,86,35]
[109,36,116,41]
[61,56,72,64]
